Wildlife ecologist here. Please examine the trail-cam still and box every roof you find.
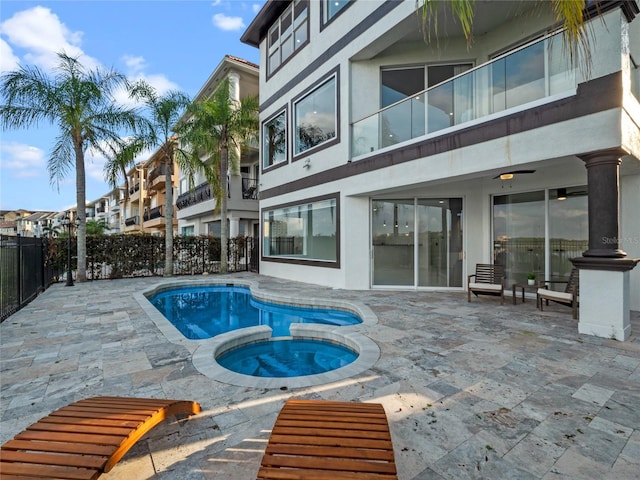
[241,0,289,48]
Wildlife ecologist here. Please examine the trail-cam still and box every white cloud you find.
[0,6,99,72]
[0,142,45,178]
[0,38,20,73]
[212,13,245,31]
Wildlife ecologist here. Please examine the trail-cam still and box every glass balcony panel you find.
[352,31,576,158]
[505,41,545,108]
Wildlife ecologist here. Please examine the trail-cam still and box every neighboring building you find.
[17,211,58,237]
[242,1,640,339]
[0,210,31,235]
[120,142,180,235]
[175,55,260,238]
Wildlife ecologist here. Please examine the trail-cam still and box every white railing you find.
[351,30,576,158]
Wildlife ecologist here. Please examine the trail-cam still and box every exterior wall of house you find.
[250,1,639,313]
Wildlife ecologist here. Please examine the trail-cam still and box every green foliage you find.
[86,219,108,235]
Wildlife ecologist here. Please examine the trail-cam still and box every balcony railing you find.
[242,178,258,199]
[176,182,212,210]
[351,30,576,158]
[143,206,163,222]
[148,164,168,183]
[129,182,140,195]
[124,216,139,226]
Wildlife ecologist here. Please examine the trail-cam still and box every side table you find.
[512,283,539,305]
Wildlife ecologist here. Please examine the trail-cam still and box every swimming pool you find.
[148,284,362,339]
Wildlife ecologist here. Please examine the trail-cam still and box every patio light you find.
[62,213,80,287]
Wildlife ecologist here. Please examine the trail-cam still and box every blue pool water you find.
[217,339,358,377]
[148,285,362,339]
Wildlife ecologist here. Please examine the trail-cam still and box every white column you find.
[578,269,631,341]
[229,217,240,238]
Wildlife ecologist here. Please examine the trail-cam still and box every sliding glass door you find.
[372,198,463,288]
[492,187,587,287]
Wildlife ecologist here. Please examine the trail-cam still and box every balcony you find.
[148,164,170,191]
[351,30,576,158]
[143,206,163,222]
[124,216,139,227]
[176,182,212,210]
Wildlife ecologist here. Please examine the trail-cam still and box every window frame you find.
[267,0,310,79]
[292,67,340,160]
[261,193,341,268]
[261,105,289,173]
[320,0,353,30]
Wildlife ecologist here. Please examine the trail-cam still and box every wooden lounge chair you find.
[0,396,201,480]
[467,263,506,305]
[258,399,397,479]
[537,268,580,319]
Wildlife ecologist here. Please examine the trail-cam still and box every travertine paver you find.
[1,273,639,479]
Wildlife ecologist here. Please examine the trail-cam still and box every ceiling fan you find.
[493,169,536,180]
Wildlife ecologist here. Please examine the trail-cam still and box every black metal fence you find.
[1,235,59,322]
[1,234,258,322]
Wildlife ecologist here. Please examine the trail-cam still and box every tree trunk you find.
[164,146,174,276]
[74,144,87,282]
[220,143,229,274]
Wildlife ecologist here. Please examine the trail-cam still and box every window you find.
[263,195,339,265]
[294,73,338,156]
[322,0,351,26]
[181,225,194,236]
[262,109,287,169]
[268,0,308,76]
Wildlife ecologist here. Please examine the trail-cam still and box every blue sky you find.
[0,0,263,212]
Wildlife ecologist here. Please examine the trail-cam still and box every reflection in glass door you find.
[493,187,588,287]
[372,198,463,287]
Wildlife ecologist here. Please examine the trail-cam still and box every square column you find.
[578,269,631,341]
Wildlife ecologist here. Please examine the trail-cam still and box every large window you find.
[267,0,308,76]
[263,196,339,265]
[294,73,338,156]
[263,109,287,169]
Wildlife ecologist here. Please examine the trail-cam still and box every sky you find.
[0,0,263,212]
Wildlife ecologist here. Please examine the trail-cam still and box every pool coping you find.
[134,276,381,389]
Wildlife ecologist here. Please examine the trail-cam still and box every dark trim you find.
[320,0,354,31]
[572,256,640,272]
[292,66,341,161]
[260,72,623,200]
[241,1,290,48]
[261,105,289,174]
[261,192,341,268]
[587,1,639,23]
[260,0,402,112]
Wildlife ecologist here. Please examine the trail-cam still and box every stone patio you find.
[1,273,639,479]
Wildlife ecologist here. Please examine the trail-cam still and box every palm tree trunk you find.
[164,148,174,276]
[74,144,87,282]
[220,143,229,274]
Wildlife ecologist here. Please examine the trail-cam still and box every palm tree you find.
[417,0,593,71]
[103,136,146,208]
[176,78,258,273]
[129,81,190,276]
[0,52,143,282]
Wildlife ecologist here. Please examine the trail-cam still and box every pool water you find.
[148,285,362,339]
[217,339,358,377]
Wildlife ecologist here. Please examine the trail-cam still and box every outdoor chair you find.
[467,263,506,305]
[0,396,201,479]
[537,268,580,319]
[258,398,398,479]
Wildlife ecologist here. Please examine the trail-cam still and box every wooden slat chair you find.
[467,263,506,305]
[0,396,201,480]
[537,268,580,319]
[258,399,397,480]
